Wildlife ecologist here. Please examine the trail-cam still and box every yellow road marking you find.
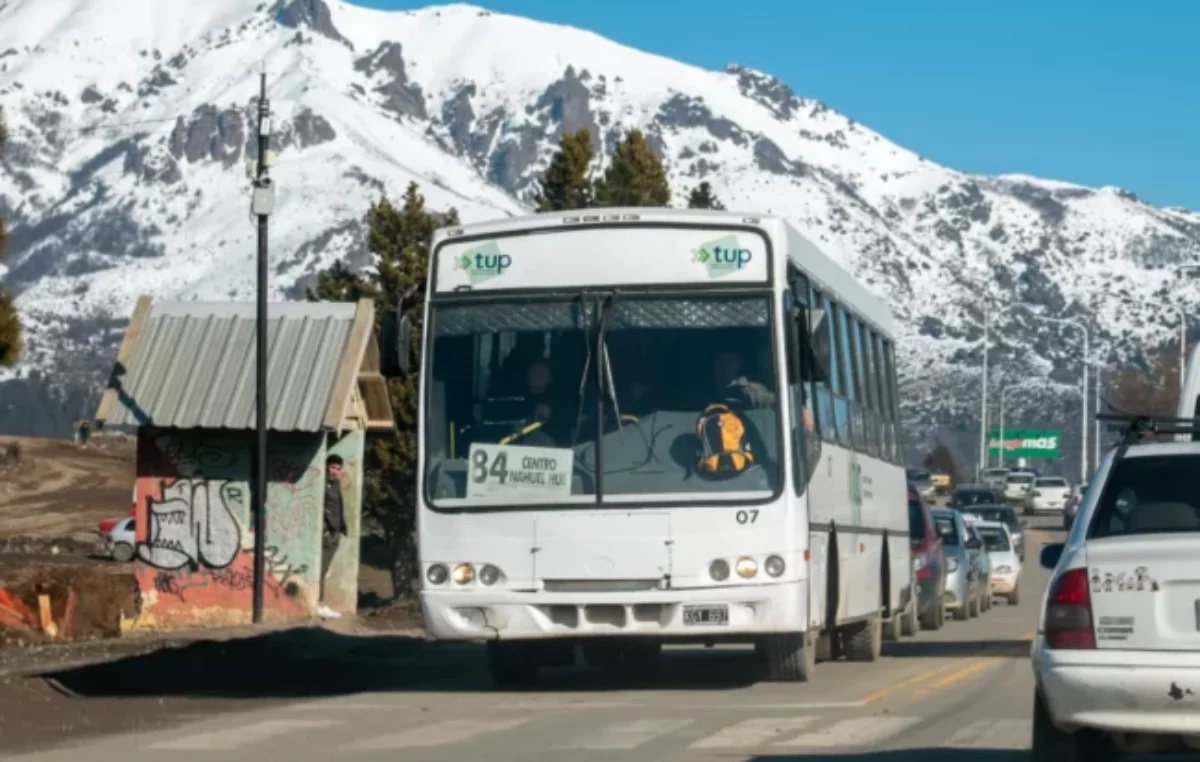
[912,658,1001,696]
[859,662,960,704]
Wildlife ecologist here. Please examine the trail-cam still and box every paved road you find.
[1,520,1062,762]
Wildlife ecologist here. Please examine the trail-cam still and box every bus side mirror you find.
[395,313,413,378]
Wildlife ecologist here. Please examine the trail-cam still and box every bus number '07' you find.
[736,510,759,525]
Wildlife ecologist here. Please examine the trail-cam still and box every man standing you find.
[319,454,347,620]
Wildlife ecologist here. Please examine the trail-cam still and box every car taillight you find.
[1044,567,1094,649]
[1033,490,1042,497]
[1062,491,1070,499]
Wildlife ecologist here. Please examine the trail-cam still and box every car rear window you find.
[983,469,1008,477]
[908,469,931,481]
[1006,474,1034,484]
[932,515,959,545]
[963,507,1018,527]
[977,526,1010,551]
[953,489,997,507]
[1090,455,1200,539]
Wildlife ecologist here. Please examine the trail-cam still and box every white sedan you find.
[973,520,1021,604]
[1032,439,1200,760]
[1025,476,1071,514]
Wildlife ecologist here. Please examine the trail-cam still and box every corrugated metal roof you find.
[103,300,359,432]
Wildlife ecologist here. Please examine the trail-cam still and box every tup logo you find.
[694,235,753,277]
[456,241,512,283]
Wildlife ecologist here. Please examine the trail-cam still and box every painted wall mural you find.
[125,428,345,630]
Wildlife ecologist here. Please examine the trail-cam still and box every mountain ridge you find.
[1,0,1197,474]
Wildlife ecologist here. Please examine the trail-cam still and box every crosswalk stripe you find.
[559,719,693,750]
[775,716,920,748]
[348,718,530,749]
[147,719,337,750]
[944,718,1031,749]
[689,717,818,749]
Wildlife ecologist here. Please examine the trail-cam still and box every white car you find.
[1032,433,1200,760]
[105,517,136,562]
[1003,471,1036,505]
[972,519,1021,604]
[1026,476,1071,514]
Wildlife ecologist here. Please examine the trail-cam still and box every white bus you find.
[404,208,912,685]
[1177,343,1200,426]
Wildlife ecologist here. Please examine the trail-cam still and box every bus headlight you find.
[709,559,730,581]
[451,563,474,584]
[735,557,758,578]
[479,564,501,586]
[426,564,448,585]
[764,555,786,577]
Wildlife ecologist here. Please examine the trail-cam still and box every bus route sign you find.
[987,429,1061,460]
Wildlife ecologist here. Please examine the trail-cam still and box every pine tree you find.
[0,107,20,369]
[594,128,671,208]
[686,181,725,210]
[533,128,595,211]
[310,182,459,599]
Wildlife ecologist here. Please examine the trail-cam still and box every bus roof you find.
[431,207,894,335]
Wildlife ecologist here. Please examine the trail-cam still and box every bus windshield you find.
[423,293,783,507]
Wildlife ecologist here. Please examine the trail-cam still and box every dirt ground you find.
[0,434,136,539]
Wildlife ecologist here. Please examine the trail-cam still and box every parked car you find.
[1025,475,1071,515]
[1032,418,1200,760]
[973,519,1021,604]
[1003,470,1037,505]
[105,517,136,562]
[950,484,1002,510]
[960,504,1026,561]
[908,485,946,631]
[931,508,984,621]
[961,518,993,612]
[907,468,936,502]
[980,467,1010,492]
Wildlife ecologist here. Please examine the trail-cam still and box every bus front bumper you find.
[420,580,808,642]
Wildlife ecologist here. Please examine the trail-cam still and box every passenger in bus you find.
[711,350,776,409]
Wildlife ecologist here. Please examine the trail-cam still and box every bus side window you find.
[786,268,819,493]
[882,338,902,463]
[810,287,839,445]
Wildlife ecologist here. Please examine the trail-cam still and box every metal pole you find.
[1180,307,1188,394]
[1093,365,1101,473]
[979,303,989,477]
[998,390,1005,468]
[251,72,271,624]
[1080,330,1089,485]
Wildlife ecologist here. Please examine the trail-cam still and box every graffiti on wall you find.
[127,429,324,630]
[138,479,244,571]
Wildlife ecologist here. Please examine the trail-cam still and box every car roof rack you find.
[1096,412,1200,474]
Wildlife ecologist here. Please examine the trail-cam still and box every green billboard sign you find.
[988,429,1061,459]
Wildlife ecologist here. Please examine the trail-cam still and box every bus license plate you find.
[683,604,729,626]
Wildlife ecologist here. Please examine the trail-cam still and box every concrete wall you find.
[125,427,362,630]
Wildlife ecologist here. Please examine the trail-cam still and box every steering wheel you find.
[499,419,546,445]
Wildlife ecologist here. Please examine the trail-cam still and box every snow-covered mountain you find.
[2,0,1198,471]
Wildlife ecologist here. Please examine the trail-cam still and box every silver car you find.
[931,509,985,621]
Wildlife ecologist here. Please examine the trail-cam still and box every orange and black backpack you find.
[696,403,754,476]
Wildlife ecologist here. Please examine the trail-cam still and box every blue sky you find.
[351,0,1199,211]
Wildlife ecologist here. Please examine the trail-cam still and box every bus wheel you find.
[762,632,816,682]
[487,642,539,688]
[900,598,918,636]
[882,611,902,642]
[842,613,882,662]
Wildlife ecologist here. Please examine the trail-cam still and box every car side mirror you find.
[1040,542,1065,570]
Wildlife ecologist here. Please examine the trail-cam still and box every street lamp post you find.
[1175,264,1199,390]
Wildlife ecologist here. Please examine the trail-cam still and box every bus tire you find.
[487,642,538,688]
[900,598,918,636]
[762,632,815,682]
[842,613,882,662]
